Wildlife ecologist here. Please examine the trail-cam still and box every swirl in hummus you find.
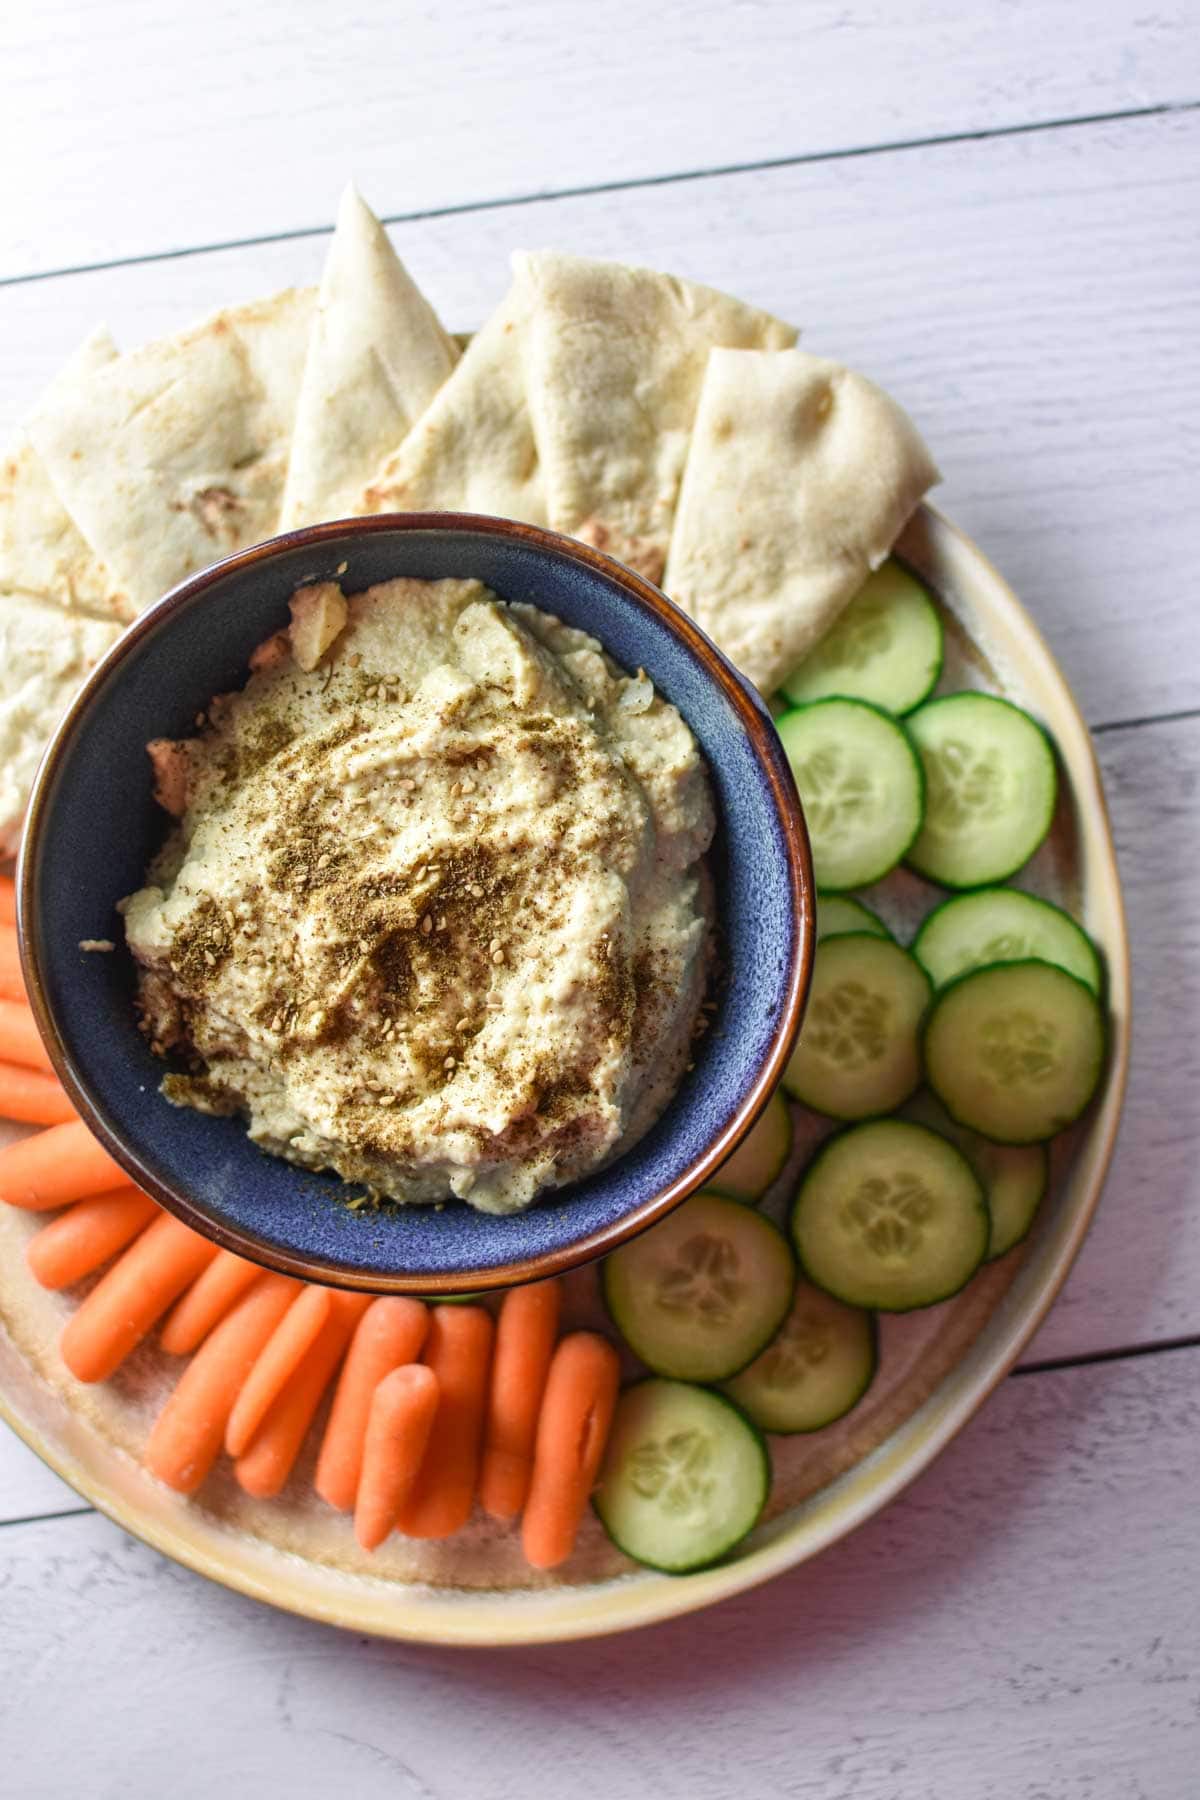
[122,576,715,1215]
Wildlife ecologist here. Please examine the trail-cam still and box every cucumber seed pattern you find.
[806,980,891,1068]
[755,1310,832,1390]
[980,1010,1058,1087]
[794,745,874,841]
[841,1171,933,1262]
[629,1429,716,1517]
[924,739,1005,836]
[655,1235,742,1326]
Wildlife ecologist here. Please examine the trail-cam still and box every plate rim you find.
[0,502,1131,1646]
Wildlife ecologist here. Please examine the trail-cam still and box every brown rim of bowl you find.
[18,512,816,1295]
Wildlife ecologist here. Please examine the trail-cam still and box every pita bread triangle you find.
[28,286,314,616]
[0,594,120,852]
[663,347,939,694]
[512,250,797,584]
[0,330,132,847]
[279,186,460,529]
[357,278,546,523]
[0,327,129,622]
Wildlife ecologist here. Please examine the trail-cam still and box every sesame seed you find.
[460,777,476,794]
[378,1094,396,1106]
[443,1055,456,1070]
[317,853,331,869]
[491,948,505,965]
[421,914,433,935]
[203,950,216,967]
[455,1016,470,1032]
[271,1013,283,1031]
[489,937,502,953]
[469,883,484,898]
[348,653,361,668]
[436,914,447,931]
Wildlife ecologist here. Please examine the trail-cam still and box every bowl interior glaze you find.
[21,517,812,1292]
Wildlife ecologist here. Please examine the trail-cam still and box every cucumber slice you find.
[923,959,1106,1143]
[594,1379,769,1573]
[708,1088,793,1203]
[603,1192,795,1382]
[817,893,892,942]
[906,693,1058,887]
[980,1138,1049,1257]
[913,886,1101,994]
[781,559,944,714]
[777,699,925,891]
[904,1089,1049,1260]
[782,934,931,1120]
[791,1119,988,1311]
[722,1279,877,1434]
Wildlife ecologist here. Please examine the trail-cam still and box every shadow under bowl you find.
[19,515,813,1293]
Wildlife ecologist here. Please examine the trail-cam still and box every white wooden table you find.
[2,6,1198,1794]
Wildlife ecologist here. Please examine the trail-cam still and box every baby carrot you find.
[0,1119,127,1210]
[160,1250,264,1356]
[225,1284,334,1457]
[234,1293,370,1499]
[145,1273,298,1494]
[480,1278,561,1521]
[0,1000,54,1074]
[59,1212,218,1382]
[0,926,25,1001]
[395,1305,494,1540]
[315,1297,429,1511]
[0,877,17,928]
[521,1332,621,1571]
[25,1187,158,1289]
[354,1364,440,1551]
[0,1061,75,1126]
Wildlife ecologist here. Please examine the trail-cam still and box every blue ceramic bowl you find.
[20,516,813,1294]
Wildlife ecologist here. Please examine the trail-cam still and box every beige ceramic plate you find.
[0,506,1130,1645]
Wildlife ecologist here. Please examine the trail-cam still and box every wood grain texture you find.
[2,110,1196,726]
[0,1422,77,1522]
[1,1345,1196,1797]
[1,0,1195,280]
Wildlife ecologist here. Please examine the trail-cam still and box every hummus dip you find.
[123,576,715,1214]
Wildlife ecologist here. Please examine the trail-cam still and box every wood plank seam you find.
[0,1502,92,1531]
[2,98,1197,297]
[1092,705,1200,737]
